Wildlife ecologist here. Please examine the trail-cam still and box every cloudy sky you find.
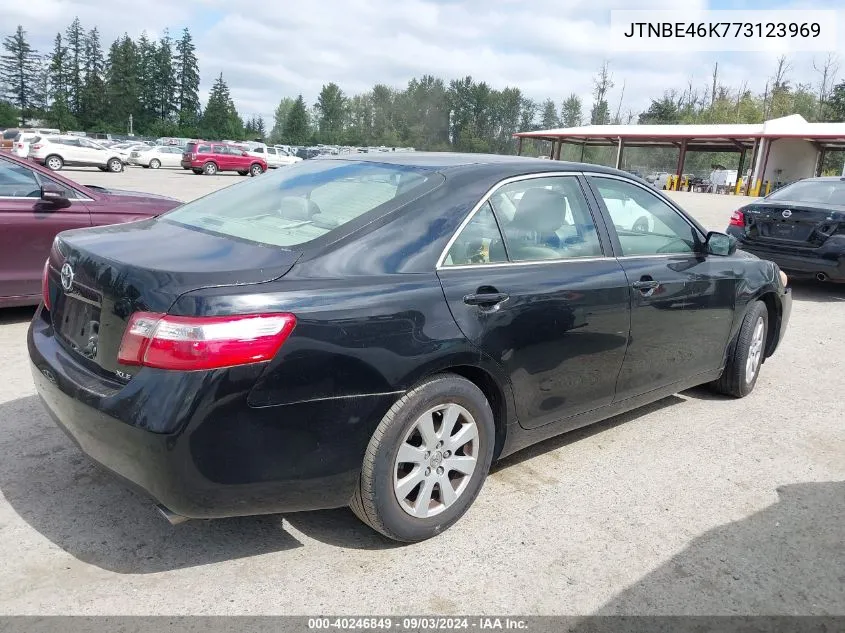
[4,0,845,126]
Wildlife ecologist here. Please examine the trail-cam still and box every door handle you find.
[463,292,509,307]
[632,280,660,290]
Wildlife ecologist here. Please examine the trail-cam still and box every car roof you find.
[316,151,628,176]
[798,176,845,182]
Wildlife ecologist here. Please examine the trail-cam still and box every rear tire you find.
[350,374,495,542]
[45,155,63,171]
[107,158,123,173]
[712,301,769,398]
[149,159,161,169]
[203,161,218,175]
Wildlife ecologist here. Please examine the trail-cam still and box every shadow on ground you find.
[0,306,35,326]
[788,279,845,304]
[574,481,845,617]
[0,395,401,574]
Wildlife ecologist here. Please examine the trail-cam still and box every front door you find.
[0,156,92,301]
[438,174,630,429]
[587,175,736,400]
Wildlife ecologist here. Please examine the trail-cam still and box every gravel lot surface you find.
[0,165,842,615]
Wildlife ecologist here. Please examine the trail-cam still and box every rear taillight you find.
[729,210,745,227]
[41,260,51,311]
[31,144,42,150]
[118,312,296,370]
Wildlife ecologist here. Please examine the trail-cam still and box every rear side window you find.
[162,160,437,247]
[3,130,18,140]
[443,203,507,266]
[197,145,211,153]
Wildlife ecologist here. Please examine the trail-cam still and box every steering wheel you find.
[656,238,692,254]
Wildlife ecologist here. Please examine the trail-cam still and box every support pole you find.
[517,137,523,156]
[580,143,586,162]
[548,140,555,159]
[614,137,624,170]
[736,148,747,195]
[675,139,688,185]
[554,140,562,161]
[745,137,761,196]
[815,147,826,177]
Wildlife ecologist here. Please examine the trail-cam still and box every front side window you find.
[591,177,701,256]
[163,160,436,247]
[0,156,40,197]
[442,203,507,266]
[489,176,603,262]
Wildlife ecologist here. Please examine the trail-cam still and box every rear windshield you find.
[768,180,845,205]
[162,160,435,247]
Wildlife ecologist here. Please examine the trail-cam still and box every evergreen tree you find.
[201,72,243,139]
[105,34,138,133]
[79,27,106,129]
[64,18,85,117]
[46,33,76,130]
[829,81,845,122]
[269,97,294,143]
[315,82,347,144]
[283,94,309,144]
[255,115,266,139]
[0,25,40,125]
[560,93,583,127]
[174,27,200,132]
[154,29,176,124]
[540,98,559,129]
[136,32,158,132]
[0,99,18,127]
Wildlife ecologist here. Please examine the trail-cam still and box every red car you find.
[0,151,181,307]
[181,141,267,176]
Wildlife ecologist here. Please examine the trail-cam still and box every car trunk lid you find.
[46,218,300,380]
[740,200,845,247]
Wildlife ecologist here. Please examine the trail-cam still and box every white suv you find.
[28,135,125,172]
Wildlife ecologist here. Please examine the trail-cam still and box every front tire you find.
[250,163,264,176]
[107,158,123,173]
[712,301,769,398]
[350,374,495,542]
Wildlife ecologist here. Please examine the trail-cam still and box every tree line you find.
[2,20,845,163]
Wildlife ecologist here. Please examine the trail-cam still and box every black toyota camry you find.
[726,176,845,282]
[29,153,792,542]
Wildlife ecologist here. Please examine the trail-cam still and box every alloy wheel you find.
[393,403,479,519]
[745,316,765,384]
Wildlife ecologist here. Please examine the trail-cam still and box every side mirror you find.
[41,183,70,207]
[705,231,737,256]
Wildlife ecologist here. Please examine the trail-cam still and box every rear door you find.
[587,175,736,400]
[0,156,91,300]
[437,173,630,429]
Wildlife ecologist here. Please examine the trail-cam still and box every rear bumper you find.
[28,309,396,519]
[728,228,845,282]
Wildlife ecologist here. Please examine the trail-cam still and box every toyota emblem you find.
[60,263,74,292]
[782,210,792,219]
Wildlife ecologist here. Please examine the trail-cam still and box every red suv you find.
[181,142,267,176]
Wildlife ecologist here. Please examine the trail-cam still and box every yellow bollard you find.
[764,181,772,196]
[734,177,743,195]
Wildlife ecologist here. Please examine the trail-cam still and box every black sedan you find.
[29,153,792,542]
[726,176,845,282]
